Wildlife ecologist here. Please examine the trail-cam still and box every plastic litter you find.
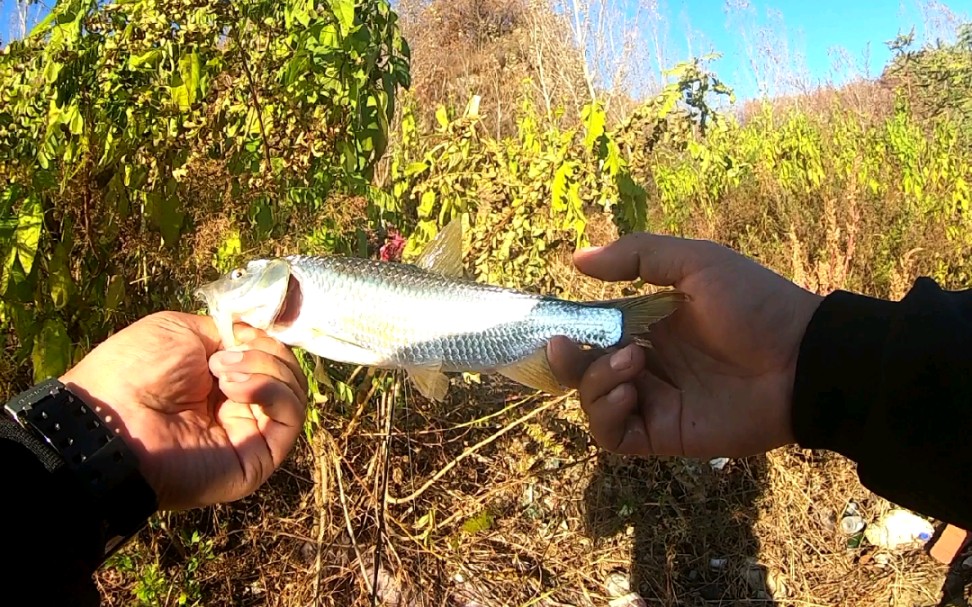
[608,593,647,607]
[839,501,865,543]
[840,515,865,535]
[864,509,934,549]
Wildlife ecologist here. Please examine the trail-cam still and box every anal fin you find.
[406,364,451,402]
[497,348,566,396]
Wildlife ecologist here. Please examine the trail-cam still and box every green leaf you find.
[32,170,57,192]
[215,230,242,272]
[583,103,605,150]
[128,49,163,70]
[249,199,274,239]
[461,509,494,535]
[435,106,449,129]
[604,140,624,176]
[170,83,190,112]
[418,190,436,219]
[179,52,202,105]
[146,189,185,246]
[289,0,312,27]
[404,161,427,177]
[105,275,125,311]
[551,162,572,213]
[106,172,130,219]
[15,195,43,276]
[335,380,354,403]
[329,0,355,35]
[159,193,185,245]
[0,248,17,297]
[32,317,71,383]
[49,241,73,310]
[64,104,83,135]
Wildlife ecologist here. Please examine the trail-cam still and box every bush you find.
[0,0,410,389]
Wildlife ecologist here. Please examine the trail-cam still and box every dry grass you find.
[400,0,589,137]
[94,210,970,607]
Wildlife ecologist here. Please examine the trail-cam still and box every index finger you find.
[232,322,270,344]
[573,233,729,286]
[234,334,309,397]
[546,336,601,390]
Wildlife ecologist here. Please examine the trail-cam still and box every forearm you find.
[0,414,105,605]
[792,277,972,529]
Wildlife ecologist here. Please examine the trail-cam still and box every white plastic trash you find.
[864,509,934,549]
[840,515,865,535]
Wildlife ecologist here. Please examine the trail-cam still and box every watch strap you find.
[3,378,158,559]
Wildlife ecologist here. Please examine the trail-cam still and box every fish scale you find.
[284,254,623,371]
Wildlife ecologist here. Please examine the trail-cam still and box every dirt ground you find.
[95,376,971,606]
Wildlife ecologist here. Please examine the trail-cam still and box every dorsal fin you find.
[414,218,464,278]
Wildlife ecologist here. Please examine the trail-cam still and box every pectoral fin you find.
[406,365,451,402]
[414,217,464,279]
[497,348,566,396]
[303,329,385,366]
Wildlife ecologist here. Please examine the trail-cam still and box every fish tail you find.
[596,290,688,345]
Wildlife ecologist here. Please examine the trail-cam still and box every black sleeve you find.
[792,276,972,530]
[0,414,105,606]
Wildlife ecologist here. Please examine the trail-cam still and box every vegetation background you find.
[1,0,971,604]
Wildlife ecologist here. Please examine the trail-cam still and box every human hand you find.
[547,234,823,459]
[59,311,308,510]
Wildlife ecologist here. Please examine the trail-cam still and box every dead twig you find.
[386,394,569,505]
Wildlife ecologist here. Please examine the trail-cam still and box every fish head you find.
[194,258,293,347]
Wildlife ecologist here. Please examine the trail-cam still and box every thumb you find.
[142,311,224,355]
[573,233,729,286]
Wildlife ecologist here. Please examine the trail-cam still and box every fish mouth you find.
[194,283,217,309]
[272,275,303,327]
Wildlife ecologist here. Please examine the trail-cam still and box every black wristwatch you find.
[3,378,158,560]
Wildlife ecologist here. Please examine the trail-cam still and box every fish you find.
[194,219,686,401]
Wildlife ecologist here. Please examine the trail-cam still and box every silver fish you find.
[194,220,686,401]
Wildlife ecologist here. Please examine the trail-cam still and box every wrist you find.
[779,289,826,448]
[59,369,160,494]
[791,289,896,457]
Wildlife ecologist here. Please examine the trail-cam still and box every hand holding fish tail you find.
[547,232,823,459]
[59,311,308,511]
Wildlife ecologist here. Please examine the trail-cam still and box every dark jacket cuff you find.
[792,277,972,529]
[791,289,898,460]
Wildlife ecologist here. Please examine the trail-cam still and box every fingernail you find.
[222,372,251,383]
[215,350,245,365]
[607,384,627,404]
[610,347,632,371]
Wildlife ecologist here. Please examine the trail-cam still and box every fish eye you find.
[230,268,246,280]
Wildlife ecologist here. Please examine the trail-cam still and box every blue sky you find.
[652,0,972,99]
[2,0,971,101]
